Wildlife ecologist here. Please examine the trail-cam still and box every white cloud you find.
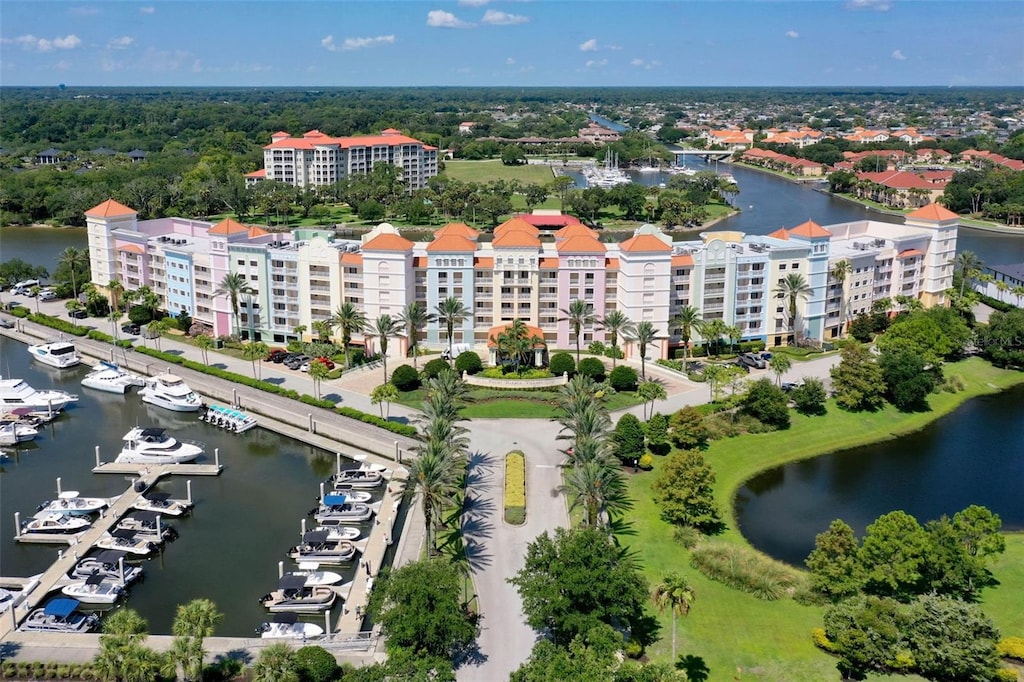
[427,10,473,28]
[107,36,135,49]
[846,0,892,10]
[69,6,99,16]
[584,58,608,69]
[341,35,396,51]
[630,58,644,66]
[139,6,155,13]
[481,9,528,25]
[458,0,490,5]
[579,38,598,52]
[505,57,516,65]
[6,34,81,52]
[606,44,623,51]
[321,35,338,51]
[785,30,799,39]
[630,58,660,70]
[891,49,907,61]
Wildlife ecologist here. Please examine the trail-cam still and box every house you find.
[37,148,65,165]
[458,122,477,135]
[577,122,621,144]
[127,149,147,163]
[975,263,1024,307]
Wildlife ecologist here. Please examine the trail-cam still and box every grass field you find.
[394,380,643,418]
[621,357,1024,680]
[442,159,558,185]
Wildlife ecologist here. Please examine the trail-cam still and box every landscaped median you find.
[503,450,526,525]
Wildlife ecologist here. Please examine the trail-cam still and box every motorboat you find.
[2,406,60,425]
[330,468,385,489]
[284,562,344,587]
[95,529,158,556]
[61,574,125,605]
[288,530,358,564]
[311,498,374,523]
[36,491,109,516]
[260,574,337,612]
[28,341,81,369]
[0,419,38,446]
[256,613,325,640]
[132,491,192,517]
[139,373,203,412]
[0,588,16,614]
[116,427,204,465]
[19,598,99,633]
[70,550,143,585]
[81,362,146,394]
[199,404,258,433]
[0,378,78,412]
[312,524,361,542]
[22,512,91,534]
[114,510,178,543]
[317,491,372,506]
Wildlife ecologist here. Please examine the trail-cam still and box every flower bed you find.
[504,450,526,525]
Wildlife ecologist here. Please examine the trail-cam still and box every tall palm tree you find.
[701,318,729,357]
[242,341,269,380]
[252,642,299,682]
[213,272,253,337]
[954,251,983,299]
[398,302,435,370]
[599,310,634,368]
[633,321,659,379]
[773,273,814,343]
[107,278,124,315]
[331,302,367,369]
[638,378,668,420]
[402,439,461,552]
[58,246,88,298]
[307,358,331,400]
[194,333,215,365]
[560,298,596,366]
[368,314,403,381]
[670,306,702,370]
[559,459,632,528]
[312,318,334,342]
[829,259,853,335]
[169,598,222,682]
[435,296,472,366]
[651,572,696,663]
[93,608,159,682]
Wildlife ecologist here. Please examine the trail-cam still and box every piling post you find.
[214,448,220,467]
[336,452,341,477]
[278,561,284,579]
[56,477,62,496]
[10,603,15,631]
[308,413,313,432]
[394,441,400,463]
[119,557,126,586]
[319,482,325,501]
[232,388,238,408]
[186,480,193,505]
[95,446,101,467]
[156,514,162,539]
[301,518,307,537]
[324,610,331,635]
[15,512,21,539]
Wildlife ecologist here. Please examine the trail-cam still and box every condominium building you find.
[253,129,439,190]
[87,200,957,360]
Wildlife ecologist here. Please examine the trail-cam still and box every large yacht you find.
[0,420,38,446]
[116,427,204,465]
[81,362,146,394]
[139,373,202,412]
[0,378,78,412]
[27,341,81,369]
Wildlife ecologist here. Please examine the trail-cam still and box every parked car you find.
[733,358,751,373]
[781,381,804,393]
[301,357,335,372]
[68,309,88,319]
[284,354,310,370]
[739,353,767,370]
[267,349,290,363]
[0,317,14,329]
[121,322,141,335]
[760,351,773,361]
[38,290,58,302]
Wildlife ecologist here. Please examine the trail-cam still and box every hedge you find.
[336,407,417,438]
[9,306,29,318]
[997,636,1024,662]
[86,330,114,343]
[27,313,88,337]
[504,451,526,525]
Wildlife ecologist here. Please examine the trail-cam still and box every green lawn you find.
[442,159,557,185]
[394,381,643,418]
[621,357,1024,680]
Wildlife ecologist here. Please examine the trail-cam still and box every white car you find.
[38,290,58,301]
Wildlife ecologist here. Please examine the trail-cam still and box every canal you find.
[0,335,374,636]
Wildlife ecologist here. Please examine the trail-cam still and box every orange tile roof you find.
[767,228,790,240]
[340,252,363,266]
[494,217,540,238]
[897,249,924,259]
[426,234,477,252]
[556,235,606,254]
[540,257,559,269]
[475,257,494,268]
[247,225,270,238]
[907,203,958,221]
[787,220,831,239]
[619,234,671,253]
[244,169,266,178]
[117,243,144,254]
[486,323,546,348]
[264,129,426,150]
[554,223,598,240]
[363,233,414,251]
[208,218,249,235]
[492,230,541,248]
[86,199,136,218]
[435,222,480,239]
[606,258,619,269]
[672,254,694,267]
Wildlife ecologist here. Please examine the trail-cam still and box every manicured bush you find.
[390,364,420,391]
[422,357,452,380]
[811,627,838,653]
[577,357,606,382]
[997,636,1024,662]
[657,358,685,372]
[115,339,133,349]
[336,407,418,437]
[127,305,154,325]
[87,330,114,343]
[454,350,483,375]
[612,413,646,462]
[478,367,553,380]
[645,413,670,455]
[504,451,526,525]
[608,365,638,392]
[300,394,336,409]
[548,351,575,377]
[638,453,654,470]
[624,638,644,659]
[604,346,624,360]
[10,306,29,318]
[28,313,88,336]
[690,542,802,601]
[995,669,1018,682]
[587,341,607,356]
[294,645,339,682]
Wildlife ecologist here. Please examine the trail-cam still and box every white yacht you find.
[139,373,202,412]
[22,512,92,535]
[257,613,325,640]
[131,491,192,517]
[81,362,146,394]
[260,574,337,613]
[116,427,204,464]
[27,341,82,369]
[288,531,359,565]
[61,575,125,605]
[19,598,99,633]
[330,467,385,489]
[284,562,344,587]
[36,491,109,516]
[71,550,143,585]
[0,378,78,412]
[0,420,38,446]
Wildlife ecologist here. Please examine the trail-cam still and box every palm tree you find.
[651,572,696,662]
[169,598,222,682]
[560,298,596,366]
[773,273,814,343]
[955,251,983,299]
[65,298,84,323]
[725,324,743,354]
[308,358,331,400]
[829,259,853,335]
[637,378,668,420]
[93,608,161,682]
[599,310,634,368]
[107,278,125,314]
[493,318,543,375]
[367,314,403,381]
[670,306,702,370]
[58,246,88,298]
[213,272,253,337]
[330,302,366,369]
[559,459,632,528]
[402,439,461,552]
[193,334,214,365]
[769,354,792,386]
[397,302,435,369]
[30,285,42,314]
[242,341,269,380]
[312,318,334,342]
[435,296,472,366]
[700,318,728,357]
[633,321,659,379]
[251,642,299,682]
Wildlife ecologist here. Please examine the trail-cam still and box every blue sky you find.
[1,1,1022,87]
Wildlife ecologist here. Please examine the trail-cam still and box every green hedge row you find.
[336,407,417,437]
[27,313,88,337]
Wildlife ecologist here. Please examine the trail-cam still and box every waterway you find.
[0,335,375,636]
[734,383,1024,566]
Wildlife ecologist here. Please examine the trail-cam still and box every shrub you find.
[479,366,553,380]
[10,306,29,318]
[336,407,418,438]
[86,330,114,343]
[940,374,966,393]
[812,627,838,653]
[390,364,420,392]
[624,638,644,659]
[127,305,154,325]
[115,339,133,349]
[504,451,526,525]
[577,357,606,382]
[294,645,339,682]
[587,341,607,355]
[740,378,791,430]
[645,412,670,455]
[672,525,701,549]
[690,542,802,600]
[28,313,88,336]
[612,413,646,462]
[657,358,685,372]
[998,637,1024,662]
[638,453,654,470]
[604,346,624,360]
[300,394,336,409]
[548,351,575,377]
[609,365,638,392]
[454,351,483,375]
[995,669,1018,682]
[792,377,828,416]
[174,311,192,332]
[422,358,452,380]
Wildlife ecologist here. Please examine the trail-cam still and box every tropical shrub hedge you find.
[548,352,575,377]
[27,313,88,336]
[336,407,417,438]
[454,350,483,375]
[390,364,420,391]
[504,450,526,525]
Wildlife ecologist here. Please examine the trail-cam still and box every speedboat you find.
[200,404,258,433]
[313,524,361,542]
[81,362,146,394]
[23,512,91,534]
[19,598,99,633]
[70,550,143,585]
[139,373,203,412]
[116,427,204,464]
[284,562,344,587]
[95,529,158,556]
[0,588,15,614]
[0,420,38,446]
[256,613,325,640]
[132,491,192,517]
[61,574,125,605]
[0,378,78,412]
[330,468,385,489]
[288,530,358,564]
[260,574,337,612]
[2,406,59,425]
[311,498,374,523]
[317,491,372,505]
[115,511,178,543]
[28,341,81,369]
[36,491,109,516]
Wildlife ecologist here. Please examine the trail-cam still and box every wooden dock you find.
[92,462,223,476]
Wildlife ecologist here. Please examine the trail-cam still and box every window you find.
[779,263,786,270]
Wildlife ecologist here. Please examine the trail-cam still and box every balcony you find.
[309,285,332,294]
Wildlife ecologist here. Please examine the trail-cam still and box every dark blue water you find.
[735,383,1024,566]
[589,113,628,132]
